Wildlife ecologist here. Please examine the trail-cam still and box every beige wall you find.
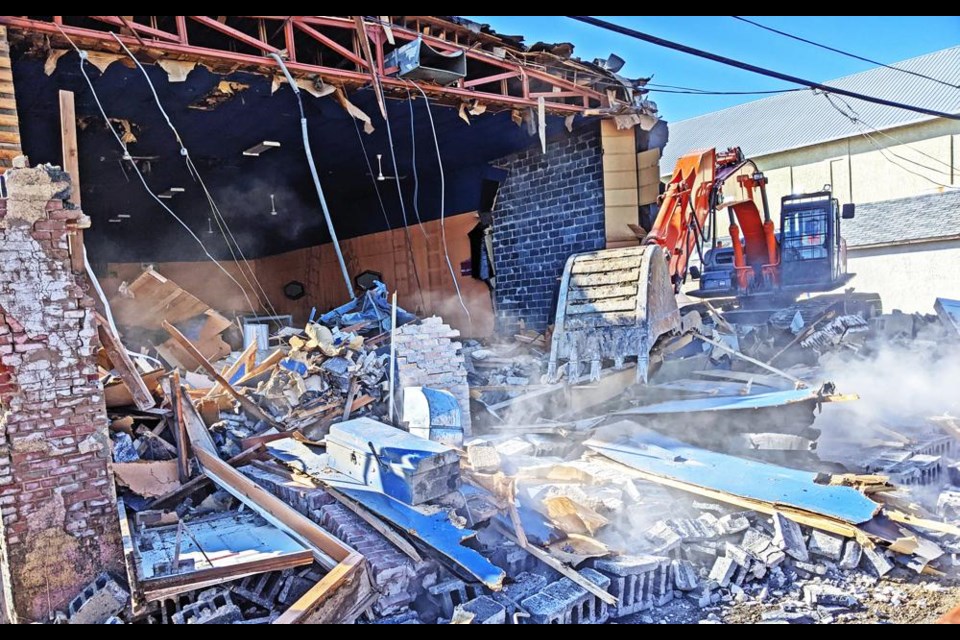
[755,118,959,210]
[847,238,960,314]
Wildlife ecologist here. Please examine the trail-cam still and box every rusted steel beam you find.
[89,15,179,42]
[188,15,279,53]
[293,20,367,70]
[0,16,599,112]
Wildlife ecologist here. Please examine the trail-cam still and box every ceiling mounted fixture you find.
[158,187,185,199]
[243,140,281,157]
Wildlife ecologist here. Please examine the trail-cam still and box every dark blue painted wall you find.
[491,123,606,333]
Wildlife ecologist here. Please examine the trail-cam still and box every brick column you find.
[0,165,121,623]
[491,123,607,333]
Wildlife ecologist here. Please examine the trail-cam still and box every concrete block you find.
[452,595,506,624]
[466,440,501,473]
[493,572,548,615]
[803,585,858,608]
[671,559,698,592]
[67,573,129,625]
[808,530,844,561]
[172,592,241,625]
[861,545,894,577]
[839,540,862,571]
[708,557,736,588]
[724,542,754,568]
[772,513,809,561]
[716,513,751,536]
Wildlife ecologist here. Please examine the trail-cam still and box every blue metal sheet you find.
[616,388,819,415]
[266,437,505,590]
[586,422,880,525]
[332,485,505,590]
[935,298,960,337]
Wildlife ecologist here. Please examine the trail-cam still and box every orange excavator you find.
[644,145,856,298]
[547,145,859,383]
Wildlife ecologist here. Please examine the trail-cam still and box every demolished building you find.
[0,15,959,626]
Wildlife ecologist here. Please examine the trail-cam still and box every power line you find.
[732,16,960,91]
[647,87,801,95]
[567,16,960,121]
[645,81,800,95]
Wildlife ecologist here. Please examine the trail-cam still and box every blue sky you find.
[467,16,960,122]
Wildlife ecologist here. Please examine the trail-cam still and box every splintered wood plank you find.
[112,269,210,329]
[566,298,637,314]
[96,313,156,411]
[162,321,281,430]
[567,284,637,302]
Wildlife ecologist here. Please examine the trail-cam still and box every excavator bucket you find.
[547,244,681,384]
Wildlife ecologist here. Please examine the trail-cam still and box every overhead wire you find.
[732,16,960,91]
[109,33,281,319]
[56,28,259,315]
[347,98,428,312]
[567,16,960,120]
[822,92,958,190]
[825,91,955,178]
[405,81,472,323]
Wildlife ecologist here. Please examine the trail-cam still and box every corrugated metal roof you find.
[661,46,960,170]
[844,189,960,247]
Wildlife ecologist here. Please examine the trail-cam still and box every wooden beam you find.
[273,552,374,624]
[161,320,281,429]
[353,16,386,120]
[495,521,617,606]
[695,332,807,389]
[179,394,353,568]
[58,89,87,274]
[146,443,264,510]
[97,313,156,411]
[203,340,257,399]
[173,374,191,483]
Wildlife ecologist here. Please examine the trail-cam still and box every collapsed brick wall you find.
[0,165,122,623]
[394,316,472,436]
[491,124,606,333]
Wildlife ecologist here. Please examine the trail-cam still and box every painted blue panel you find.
[616,388,819,415]
[266,436,504,589]
[586,421,880,525]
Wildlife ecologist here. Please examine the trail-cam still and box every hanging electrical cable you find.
[55,29,259,315]
[110,34,281,319]
[269,52,355,300]
[348,106,427,312]
[404,83,428,237]
[406,81,472,323]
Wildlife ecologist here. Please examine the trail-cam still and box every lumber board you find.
[163,320,281,429]
[97,314,156,410]
[273,552,374,624]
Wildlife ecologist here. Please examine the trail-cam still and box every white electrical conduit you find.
[269,53,355,301]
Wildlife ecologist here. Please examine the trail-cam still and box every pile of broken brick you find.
[66,271,960,624]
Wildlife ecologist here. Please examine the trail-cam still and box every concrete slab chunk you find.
[772,512,809,561]
[808,530,844,561]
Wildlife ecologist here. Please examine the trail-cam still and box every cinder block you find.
[67,573,129,625]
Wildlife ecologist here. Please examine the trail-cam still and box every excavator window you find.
[782,208,829,260]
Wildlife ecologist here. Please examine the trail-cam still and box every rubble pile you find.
[68,269,960,624]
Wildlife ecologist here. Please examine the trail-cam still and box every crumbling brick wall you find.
[0,165,122,623]
[394,316,472,436]
[491,123,606,333]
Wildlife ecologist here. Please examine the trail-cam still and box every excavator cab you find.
[778,189,853,293]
